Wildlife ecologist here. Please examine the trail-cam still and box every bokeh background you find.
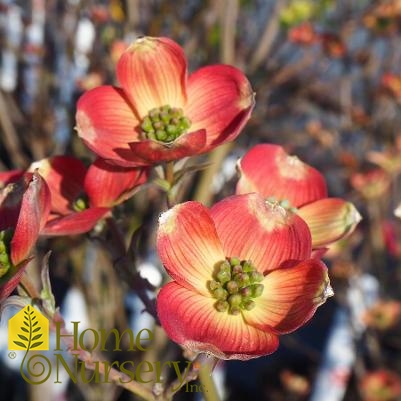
[2,1,401,401]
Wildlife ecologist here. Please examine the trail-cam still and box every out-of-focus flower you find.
[280,370,310,396]
[381,73,401,100]
[280,0,316,27]
[382,220,401,257]
[236,144,361,248]
[330,260,357,280]
[288,22,318,45]
[89,5,111,23]
[157,195,332,360]
[110,40,128,65]
[362,300,401,331]
[319,33,347,58]
[360,370,401,401]
[28,156,148,236]
[368,147,401,175]
[305,120,336,148]
[351,169,391,199]
[0,172,51,300]
[76,72,105,92]
[350,106,371,127]
[363,1,401,34]
[76,36,254,167]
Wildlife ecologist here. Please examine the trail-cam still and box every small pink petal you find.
[128,129,206,164]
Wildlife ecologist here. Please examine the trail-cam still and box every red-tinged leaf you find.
[0,260,30,301]
[10,172,51,266]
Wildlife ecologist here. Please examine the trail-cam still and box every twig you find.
[249,0,287,72]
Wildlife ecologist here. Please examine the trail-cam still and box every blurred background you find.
[2,0,401,400]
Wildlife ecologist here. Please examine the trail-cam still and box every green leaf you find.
[23,321,29,327]
[32,321,38,327]
[32,315,37,321]
[32,334,42,341]
[30,342,43,349]
[32,327,40,333]
[18,334,28,342]
[21,327,29,333]
[30,310,34,315]
[13,341,27,349]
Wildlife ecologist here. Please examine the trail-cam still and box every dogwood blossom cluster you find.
[0,36,361,360]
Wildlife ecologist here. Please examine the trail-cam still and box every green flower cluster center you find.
[0,229,13,278]
[208,257,264,315]
[266,197,298,213]
[72,195,89,212]
[140,105,191,143]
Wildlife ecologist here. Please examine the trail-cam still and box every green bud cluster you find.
[0,229,13,278]
[140,105,191,143]
[72,196,89,212]
[266,196,298,213]
[208,257,264,315]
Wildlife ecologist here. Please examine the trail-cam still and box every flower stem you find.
[164,161,175,208]
[197,356,221,401]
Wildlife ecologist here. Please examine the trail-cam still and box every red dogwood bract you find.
[76,36,255,166]
[236,144,361,248]
[156,194,333,360]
